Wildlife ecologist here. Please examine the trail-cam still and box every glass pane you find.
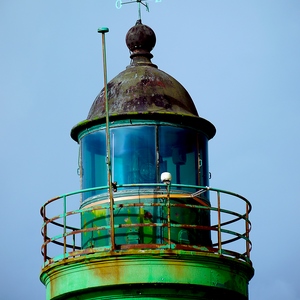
[111,126,156,185]
[80,125,157,201]
[81,130,107,199]
[158,126,198,188]
[198,134,209,187]
[158,126,211,246]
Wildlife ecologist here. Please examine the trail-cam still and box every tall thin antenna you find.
[97,27,115,251]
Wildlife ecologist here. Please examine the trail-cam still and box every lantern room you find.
[70,21,216,249]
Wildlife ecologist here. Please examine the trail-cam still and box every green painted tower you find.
[40,20,254,300]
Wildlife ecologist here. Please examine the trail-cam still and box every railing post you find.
[73,230,76,252]
[63,195,67,258]
[217,191,222,254]
[167,184,171,248]
[245,202,250,259]
[43,205,47,263]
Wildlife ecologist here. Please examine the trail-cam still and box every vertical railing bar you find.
[167,184,171,248]
[43,205,47,263]
[217,191,222,254]
[245,202,250,258]
[73,230,76,252]
[63,195,67,258]
[139,205,144,243]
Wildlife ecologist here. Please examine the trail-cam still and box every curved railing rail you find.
[40,184,252,267]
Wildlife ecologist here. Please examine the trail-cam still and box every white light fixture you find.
[161,172,172,184]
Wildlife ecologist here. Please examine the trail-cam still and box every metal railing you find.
[40,184,252,267]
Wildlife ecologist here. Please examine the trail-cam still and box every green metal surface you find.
[77,119,211,143]
[80,191,211,248]
[40,184,253,300]
[41,251,252,300]
[97,27,109,33]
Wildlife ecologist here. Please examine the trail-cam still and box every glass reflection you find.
[159,127,198,187]
[111,126,156,185]
[80,125,209,198]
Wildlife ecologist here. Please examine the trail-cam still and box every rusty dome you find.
[71,21,216,141]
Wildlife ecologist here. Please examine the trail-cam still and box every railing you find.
[40,184,252,267]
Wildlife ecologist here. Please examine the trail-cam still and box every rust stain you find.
[87,65,198,120]
[90,257,122,286]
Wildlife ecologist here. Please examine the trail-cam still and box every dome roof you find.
[87,65,199,119]
[71,21,216,141]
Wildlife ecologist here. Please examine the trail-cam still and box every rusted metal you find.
[166,184,171,248]
[246,202,250,258]
[70,21,216,142]
[43,205,47,263]
[40,185,254,300]
[81,193,210,209]
[40,184,253,266]
[63,195,67,258]
[126,20,156,55]
[217,191,222,255]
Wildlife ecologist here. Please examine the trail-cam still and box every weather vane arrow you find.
[115,0,162,21]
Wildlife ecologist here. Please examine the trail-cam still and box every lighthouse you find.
[40,20,254,300]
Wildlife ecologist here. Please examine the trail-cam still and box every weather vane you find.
[116,0,162,20]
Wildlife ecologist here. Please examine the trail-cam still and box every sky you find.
[1,0,300,299]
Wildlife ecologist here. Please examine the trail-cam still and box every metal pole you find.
[98,27,115,250]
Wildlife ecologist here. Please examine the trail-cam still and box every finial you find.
[125,20,156,65]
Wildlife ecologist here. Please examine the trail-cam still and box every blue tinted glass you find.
[198,134,209,187]
[81,130,107,199]
[111,126,156,184]
[81,125,208,197]
[159,127,197,187]
[80,126,156,200]
[158,126,209,188]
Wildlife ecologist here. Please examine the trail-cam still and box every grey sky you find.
[1,1,300,299]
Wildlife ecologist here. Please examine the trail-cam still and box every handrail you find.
[40,184,252,267]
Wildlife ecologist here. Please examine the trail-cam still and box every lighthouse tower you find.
[40,20,254,300]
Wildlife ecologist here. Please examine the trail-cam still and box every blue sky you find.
[1,1,300,299]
